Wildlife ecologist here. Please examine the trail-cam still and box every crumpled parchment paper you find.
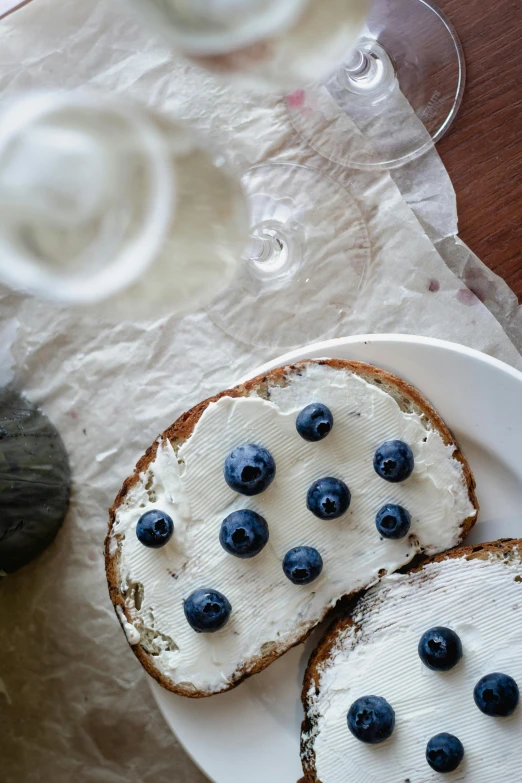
[0,1,520,782]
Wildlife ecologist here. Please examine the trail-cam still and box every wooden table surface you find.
[437,0,522,301]
[1,0,521,300]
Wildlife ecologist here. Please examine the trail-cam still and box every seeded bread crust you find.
[105,359,478,698]
[300,539,520,783]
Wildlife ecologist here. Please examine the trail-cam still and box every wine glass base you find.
[207,163,370,349]
[287,0,466,170]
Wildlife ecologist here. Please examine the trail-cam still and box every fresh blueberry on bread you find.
[105,359,477,698]
[136,509,174,549]
[297,403,334,442]
[426,733,465,773]
[418,626,463,671]
[373,439,414,482]
[474,672,519,717]
[219,509,269,559]
[224,443,276,495]
[375,503,411,540]
[183,588,232,633]
[347,695,395,744]
[307,477,351,520]
[283,546,324,585]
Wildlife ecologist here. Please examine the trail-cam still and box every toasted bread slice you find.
[302,540,522,783]
[105,359,477,697]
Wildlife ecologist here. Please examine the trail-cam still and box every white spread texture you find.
[308,550,522,783]
[116,606,141,646]
[110,363,475,693]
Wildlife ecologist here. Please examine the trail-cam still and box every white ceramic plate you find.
[151,334,522,783]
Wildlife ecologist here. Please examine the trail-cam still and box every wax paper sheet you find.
[0,2,521,783]
[391,151,522,354]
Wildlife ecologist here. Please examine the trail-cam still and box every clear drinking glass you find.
[0,91,248,318]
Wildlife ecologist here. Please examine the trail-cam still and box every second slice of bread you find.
[301,540,522,783]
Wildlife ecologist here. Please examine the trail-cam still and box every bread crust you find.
[300,538,520,783]
[104,359,478,698]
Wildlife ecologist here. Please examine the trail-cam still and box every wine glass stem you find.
[338,41,396,98]
[250,233,282,263]
[346,49,372,77]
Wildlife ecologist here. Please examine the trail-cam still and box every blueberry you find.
[184,588,232,633]
[418,627,463,671]
[224,444,276,496]
[373,440,414,483]
[296,403,334,442]
[375,504,411,539]
[307,477,351,520]
[426,733,464,773]
[136,509,174,549]
[474,672,519,717]
[220,509,269,559]
[283,546,323,585]
[347,696,395,744]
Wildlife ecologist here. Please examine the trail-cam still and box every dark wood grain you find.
[437,0,522,301]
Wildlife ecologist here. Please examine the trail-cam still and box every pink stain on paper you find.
[287,90,306,109]
[428,279,440,292]
[71,410,78,420]
[463,267,495,304]
[456,288,477,306]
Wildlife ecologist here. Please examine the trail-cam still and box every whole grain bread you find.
[105,359,478,698]
[300,538,520,783]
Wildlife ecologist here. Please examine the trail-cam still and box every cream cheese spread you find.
[110,363,475,694]
[306,548,522,782]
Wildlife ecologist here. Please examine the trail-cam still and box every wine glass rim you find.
[0,90,175,303]
[130,0,307,57]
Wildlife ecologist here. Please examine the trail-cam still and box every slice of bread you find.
[105,359,478,698]
[302,539,522,783]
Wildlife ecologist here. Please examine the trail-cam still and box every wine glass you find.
[286,0,466,170]
[0,91,248,318]
[0,91,369,350]
[122,0,373,346]
[207,162,370,348]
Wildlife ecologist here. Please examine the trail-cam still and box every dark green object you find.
[0,388,71,573]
